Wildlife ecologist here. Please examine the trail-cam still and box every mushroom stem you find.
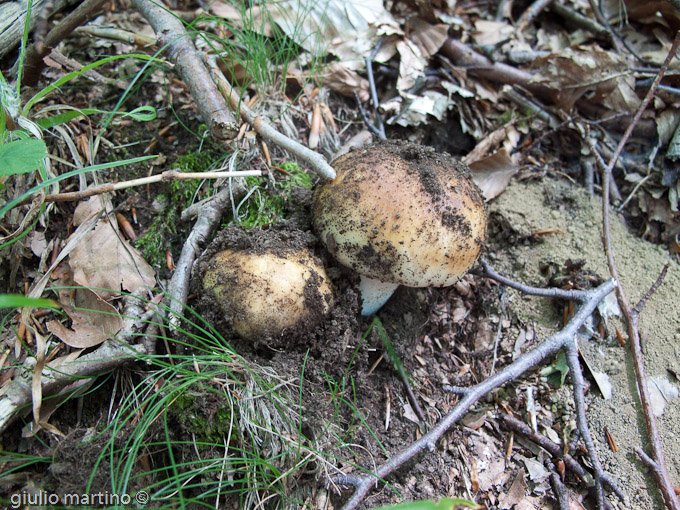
[359,276,400,316]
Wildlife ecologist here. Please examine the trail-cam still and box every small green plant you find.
[365,316,414,391]
[238,162,312,228]
[541,350,569,387]
[0,11,159,251]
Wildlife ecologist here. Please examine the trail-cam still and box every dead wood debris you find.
[204,55,336,180]
[0,293,155,433]
[130,0,238,140]
[334,262,618,510]
[589,32,680,510]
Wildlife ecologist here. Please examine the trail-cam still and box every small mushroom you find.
[202,247,334,340]
[312,140,487,315]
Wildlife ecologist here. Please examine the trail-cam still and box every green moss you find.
[170,390,235,449]
[135,150,225,265]
[238,164,312,228]
[135,199,176,266]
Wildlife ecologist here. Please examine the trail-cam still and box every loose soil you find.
[488,178,680,510]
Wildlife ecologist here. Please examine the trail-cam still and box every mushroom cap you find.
[202,248,334,341]
[312,140,487,288]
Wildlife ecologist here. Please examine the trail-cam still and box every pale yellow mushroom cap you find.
[202,248,334,341]
[312,141,487,289]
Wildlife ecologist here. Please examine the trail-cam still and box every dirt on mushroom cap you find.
[202,247,334,341]
[192,224,349,350]
[312,140,487,287]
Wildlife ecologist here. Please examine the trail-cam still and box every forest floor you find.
[1,1,679,509]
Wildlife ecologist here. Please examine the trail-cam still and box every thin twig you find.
[564,342,604,507]
[595,30,680,510]
[365,38,386,140]
[548,2,611,39]
[353,92,384,139]
[22,0,109,86]
[439,38,656,137]
[499,413,625,504]
[204,56,336,180]
[334,277,617,509]
[517,0,555,32]
[634,263,669,315]
[550,472,571,510]
[33,170,261,204]
[480,257,591,301]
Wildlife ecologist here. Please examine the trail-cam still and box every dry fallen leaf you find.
[530,45,640,113]
[472,20,515,46]
[69,198,155,299]
[498,467,528,510]
[324,62,369,101]
[47,287,123,348]
[407,18,448,58]
[396,39,425,93]
[468,150,518,201]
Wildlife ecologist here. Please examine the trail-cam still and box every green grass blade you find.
[0,155,156,222]
[0,294,60,310]
[22,54,161,115]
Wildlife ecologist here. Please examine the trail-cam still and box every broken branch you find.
[333,273,617,509]
[204,56,336,180]
[167,175,249,330]
[594,30,680,510]
[130,0,238,140]
[0,294,153,433]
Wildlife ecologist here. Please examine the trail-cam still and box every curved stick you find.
[334,278,617,509]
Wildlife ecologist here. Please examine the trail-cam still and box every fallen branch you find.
[333,266,617,509]
[167,171,250,330]
[22,0,109,85]
[130,0,238,141]
[204,55,336,180]
[0,294,153,433]
[591,30,680,510]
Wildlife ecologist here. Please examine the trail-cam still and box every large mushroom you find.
[312,140,487,315]
[202,246,334,341]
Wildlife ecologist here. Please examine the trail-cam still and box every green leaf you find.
[0,138,47,176]
[373,498,479,510]
[0,294,60,310]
